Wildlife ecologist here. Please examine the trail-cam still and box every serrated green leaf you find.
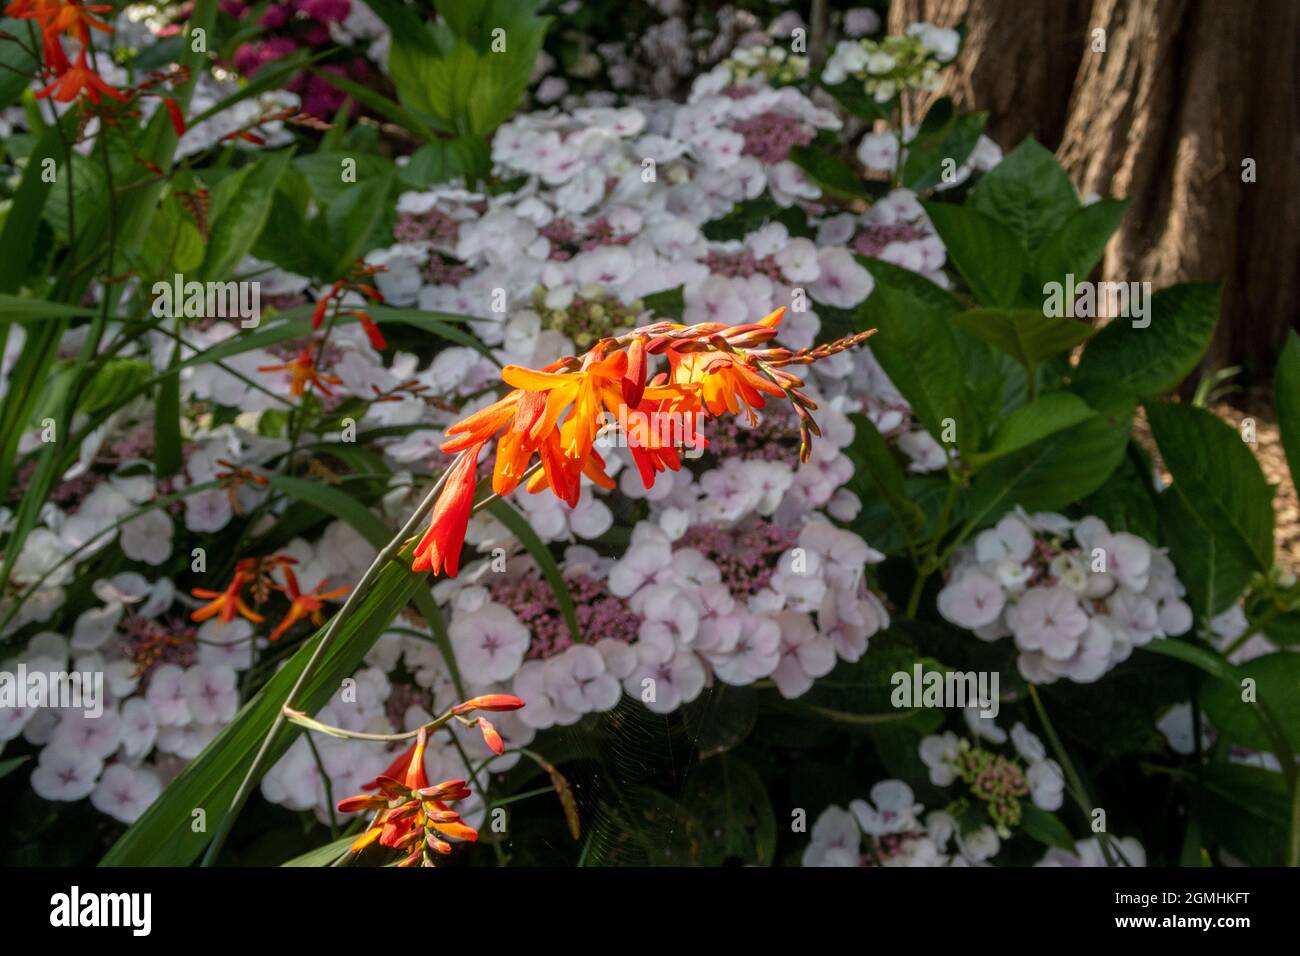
[923,201,1028,307]
[1032,199,1129,292]
[953,307,1094,380]
[845,412,926,543]
[1074,283,1220,402]
[964,399,1133,527]
[969,391,1096,467]
[858,281,975,458]
[1201,652,1300,752]
[968,137,1080,251]
[1147,401,1273,574]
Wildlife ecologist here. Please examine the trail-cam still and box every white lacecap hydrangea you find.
[937,509,1193,683]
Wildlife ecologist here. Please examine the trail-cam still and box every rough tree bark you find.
[888,0,1300,379]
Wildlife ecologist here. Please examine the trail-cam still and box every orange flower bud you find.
[451,694,526,715]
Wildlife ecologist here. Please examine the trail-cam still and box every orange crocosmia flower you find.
[523,428,616,507]
[494,349,690,498]
[46,1,113,43]
[190,571,263,625]
[500,348,633,465]
[339,727,479,865]
[256,346,342,397]
[35,48,128,104]
[410,442,483,577]
[667,348,786,421]
[411,303,872,579]
[267,567,349,641]
[3,0,54,17]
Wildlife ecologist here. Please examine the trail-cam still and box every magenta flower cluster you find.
[222,0,369,117]
[852,221,930,259]
[731,111,815,164]
[538,216,635,261]
[677,521,800,596]
[490,572,641,660]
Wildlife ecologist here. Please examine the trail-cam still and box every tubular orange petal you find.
[337,793,386,814]
[621,336,647,408]
[403,727,430,790]
[451,694,526,715]
[581,450,616,490]
[442,393,520,452]
[501,365,576,391]
[431,820,479,843]
[411,444,483,577]
[349,827,384,853]
[478,717,504,755]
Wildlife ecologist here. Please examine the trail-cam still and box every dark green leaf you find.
[923,201,1028,307]
[1201,652,1300,752]
[787,145,870,200]
[969,391,1096,467]
[968,137,1080,251]
[952,307,1093,380]
[1191,763,1290,866]
[202,150,294,282]
[680,757,776,866]
[859,282,975,458]
[0,18,40,110]
[845,412,926,543]
[1074,283,1220,402]
[1020,803,1075,850]
[1032,199,1129,291]
[1147,401,1273,574]
[1275,331,1300,492]
[964,399,1133,526]
[903,101,987,193]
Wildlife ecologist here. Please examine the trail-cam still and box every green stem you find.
[1027,684,1129,867]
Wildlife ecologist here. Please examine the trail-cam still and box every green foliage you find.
[1201,653,1300,752]
[1074,283,1221,403]
[376,0,547,141]
[1276,331,1300,491]
[902,98,987,192]
[788,145,873,200]
[1148,402,1274,615]
[952,307,1094,383]
[967,138,1080,251]
[923,202,1027,307]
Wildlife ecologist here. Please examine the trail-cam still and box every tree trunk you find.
[889,0,1300,380]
